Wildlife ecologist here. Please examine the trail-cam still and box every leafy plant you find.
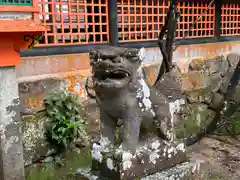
[44,90,87,149]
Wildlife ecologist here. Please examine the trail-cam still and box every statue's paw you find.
[165,130,176,142]
[158,123,176,142]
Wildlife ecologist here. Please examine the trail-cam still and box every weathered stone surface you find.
[181,71,210,92]
[189,57,211,71]
[0,67,25,180]
[76,168,98,180]
[209,73,223,92]
[60,74,90,97]
[19,79,61,114]
[226,53,240,70]
[17,53,91,78]
[140,160,203,180]
[141,62,161,86]
[189,55,228,75]
[91,138,187,180]
[218,53,240,93]
[178,53,240,140]
[210,92,224,109]
[186,89,212,104]
[76,161,203,180]
[19,74,89,115]
[154,65,183,101]
[82,99,100,142]
[220,70,235,94]
[22,112,54,166]
[228,86,240,104]
[176,103,215,139]
[185,55,232,93]
[22,98,91,166]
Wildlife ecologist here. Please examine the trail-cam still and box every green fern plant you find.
[44,90,86,149]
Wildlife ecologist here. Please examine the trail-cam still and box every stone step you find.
[80,138,190,180]
[76,160,203,180]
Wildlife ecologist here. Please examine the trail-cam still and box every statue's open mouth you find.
[101,70,129,80]
[94,69,131,88]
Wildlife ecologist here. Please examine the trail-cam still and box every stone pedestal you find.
[93,139,187,179]
[76,138,202,180]
[76,161,203,180]
[0,67,25,180]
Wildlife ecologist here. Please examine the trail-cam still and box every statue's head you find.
[89,47,145,88]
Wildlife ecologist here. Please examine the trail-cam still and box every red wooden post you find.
[0,0,45,67]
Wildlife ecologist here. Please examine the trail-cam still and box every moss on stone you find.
[175,103,215,139]
[215,101,240,136]
[218,111,240,135]
[228,112,240,134]
[26,147,91,180]
[115,126,122,146]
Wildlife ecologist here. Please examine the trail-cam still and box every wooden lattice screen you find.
[221,3,240,36]
[117,0,215,42]
[38,0,109,46]
[36,0,240,46]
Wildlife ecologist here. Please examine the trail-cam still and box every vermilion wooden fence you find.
[38,0,109,46]
[221,3,240,36]
[37,0,238,46]
[117,0,215,42]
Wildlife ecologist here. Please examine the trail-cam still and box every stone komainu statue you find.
[88,46,184,151]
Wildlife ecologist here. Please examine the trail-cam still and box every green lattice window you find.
[0,0,32,6]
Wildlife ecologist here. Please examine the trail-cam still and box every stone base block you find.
[91,139,188,179]
[76,160,203,180]
[141,161,203,180]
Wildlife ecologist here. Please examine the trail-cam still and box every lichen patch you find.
[106,158,114,170]
[122,160,132,170]
[149,152,160,164]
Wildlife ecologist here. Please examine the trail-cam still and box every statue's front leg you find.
[91,109,117,170]
[121,111,142,151]
[99,109,117,147]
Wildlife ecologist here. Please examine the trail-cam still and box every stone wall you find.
[143,53,240,143]
[18,43,240,112]
[19,77,91,166]
[175,53,240,141]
